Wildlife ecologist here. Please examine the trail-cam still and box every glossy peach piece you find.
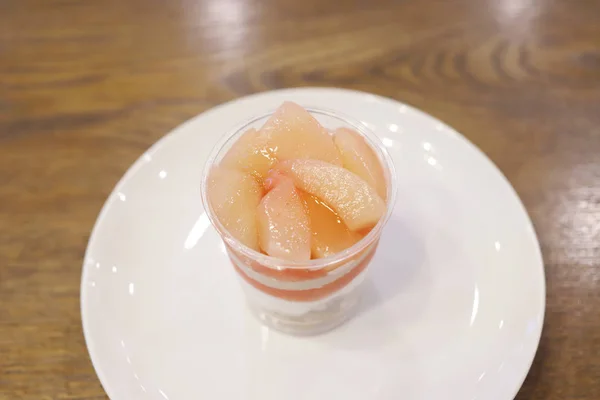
[256,178,311,261]
[334,127,387,198]
[261,101,342,165]
[302,192,363,258]
[220,128,275,181]
[277,159,386,231]
[207,166,263,250]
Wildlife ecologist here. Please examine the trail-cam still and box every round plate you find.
[81,88,545,400]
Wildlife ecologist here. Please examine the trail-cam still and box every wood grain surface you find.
[1,0,599,398]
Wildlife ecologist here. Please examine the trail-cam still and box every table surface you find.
[1,0,599,398]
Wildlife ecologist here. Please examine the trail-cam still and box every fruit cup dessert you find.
[201,102,396,334]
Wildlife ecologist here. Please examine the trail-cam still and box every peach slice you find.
[301,192,363,258]
[277,159,386,231]
[261,101,342,166]
[262,169,289,192]
[333,127,387,199]
[220,128,276,181]
[256,177,311,261]
[207,166,263,250]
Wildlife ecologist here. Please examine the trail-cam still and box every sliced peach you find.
[333,127,387,199]
[220,128,276,181]
[256,178,311,261]
[261,101,342,165]
[207,166,263,250]
[263,169,289,192]
[301,192,363,258]
[277,159,386,231]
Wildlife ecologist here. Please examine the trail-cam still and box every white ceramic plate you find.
[81,88,545,400]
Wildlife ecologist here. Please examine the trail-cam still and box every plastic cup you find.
[201,106,397,335]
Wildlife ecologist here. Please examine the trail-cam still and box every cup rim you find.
[201,105,397,270]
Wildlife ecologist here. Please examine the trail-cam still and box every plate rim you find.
[80,87,546,400]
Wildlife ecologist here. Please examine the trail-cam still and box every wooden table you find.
[1,0,599,398]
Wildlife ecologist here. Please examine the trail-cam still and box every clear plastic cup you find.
[201,106,397,335]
